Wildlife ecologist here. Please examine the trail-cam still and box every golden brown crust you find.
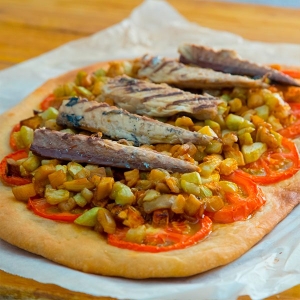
[0,62,299,279]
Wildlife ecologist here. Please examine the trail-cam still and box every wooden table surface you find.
[0,0,300,299]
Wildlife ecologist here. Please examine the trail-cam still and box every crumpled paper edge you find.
[0,0,300,299]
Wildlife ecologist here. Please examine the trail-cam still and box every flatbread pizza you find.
[0,44,300,279]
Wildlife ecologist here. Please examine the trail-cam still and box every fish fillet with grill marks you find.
[56,97,213,146]
[98,75,222,120]
[136,55,268,89]
[30,128,199,173]
[178,43,300,87]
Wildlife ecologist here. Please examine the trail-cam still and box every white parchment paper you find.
[0,1,299,299]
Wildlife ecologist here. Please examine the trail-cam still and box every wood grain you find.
[0,0,300,299]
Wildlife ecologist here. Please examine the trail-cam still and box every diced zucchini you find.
[241,142,267,164]
[143,189,160,202]
[73,192,88,207]
[45,187,70,205]
[205,140,223,154]
[199,157,222,177]
[74,207,101,226]
[180,172,202,185]
[40,107,59,121]
[110,182,135,205]
[20,125,34,148]
[254,105,269,121]
[225,114,245,131]
[180,180,200,196]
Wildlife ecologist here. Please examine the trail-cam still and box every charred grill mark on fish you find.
[136,54,268,89]
[178,44,300,87]
[99,75,222,120]
[57,98,213,146]
[30,128,200,173]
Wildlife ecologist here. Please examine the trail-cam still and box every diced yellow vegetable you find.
[165,176,181,193]
[267,115,283,131]
[148,169,170,183]
[94,177,114,201]
[124,169,140,187]
[125,225,147,244]
[122,206,144,228]
[218,180,238,193]
[67,162,84,177]
[204,120,221,136]
[199,185,213,198]
[201,173,220,184]
[48,169,67,189]
[96,208,116,234]
[171,194,186,214]
[205,140,223,154]
[181,172,202,185]
[247,92,265,108]
[63,178,94,192]
[58,197,77,212]
[12,183,36,202]
[199,157,222,177]
[222,132,238,147]
[45,187,70,205]
[219,158,238,175]
[143,189,160,202]
[205,196,224,212]
[175,116,194,128]
[254,105,269,121]
[184,194,202,216]
[198,126,218,138]
[73,192,88,207]
[34,164,56,181]
[224,148,245,166]
[228,98,243,112]
[241,142,267,164]
[81,187,94,202]
[180,180,200,196]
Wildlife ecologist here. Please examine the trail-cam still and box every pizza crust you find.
[0,62,299,279]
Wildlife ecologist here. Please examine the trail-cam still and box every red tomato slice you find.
[40,94,56,110]
[281,69,300,79]
[0,150,31,186]
[238,137,300,185]
[206,171,266,223]
[9,123,21,151]
[108,216,212,253]
[28,198,82,222]
[279,103,300,139]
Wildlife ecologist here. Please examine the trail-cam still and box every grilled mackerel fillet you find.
[98,75,222,120]
[178,44,300,87]
[56,98,213,146]
[137,55,267,89]
[30,128,199,173]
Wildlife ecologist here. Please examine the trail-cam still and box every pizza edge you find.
[0,61,299,279]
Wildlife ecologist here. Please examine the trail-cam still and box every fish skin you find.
[137,55,268,89]
[30,128,199,173]
[178,44,300,87]
[99,75,222,120]
[57,98,213,146]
